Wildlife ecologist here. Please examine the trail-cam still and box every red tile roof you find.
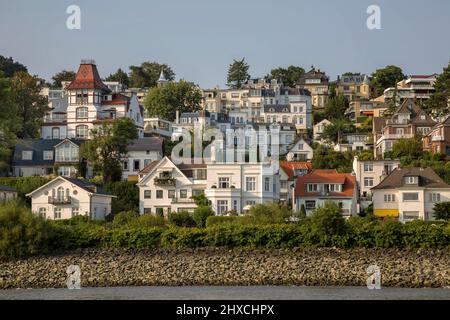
[102,93,130,106]
[279,161,312,179]
[66,63,110,91]
[295,169,356,197]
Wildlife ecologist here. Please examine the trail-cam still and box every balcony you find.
[154,177,176,186]
[432,136,444,142]
[44,114,67,123]
[48,196,71,205]
[171,197,195,204]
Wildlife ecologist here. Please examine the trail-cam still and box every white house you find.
[0,185,18,203]
[294,169,357,217]
[26,176,115,220]
[138,157,207,216]
[286,138,314,161]
[279,161,312,207]
[122,137,164,181]
[371,167,450,222]
[204,162,280,215]
[313,119,332,142]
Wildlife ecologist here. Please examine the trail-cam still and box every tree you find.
[311,145,353,173]
[433,202,450,221]
[0,73,21,173]
[310,201,346,240]
[266,65,304,87]
[105,68,130,88]
[10,71,50,139]
[129,61,175,88]
[227,58,250,89]
[424,61,450,117]
[51,70,75,88]
[0,55,27,77]
[324,93,349,120]
[104,181,139,215]
[389,136,422,160]
[80,118,138,183]
[193,206,214,228]
[370,65,405,97]
[320,119,354,144]
[144,80,202,121]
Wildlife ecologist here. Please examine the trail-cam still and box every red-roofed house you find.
[294,169,357,216]
[279,161,312,206]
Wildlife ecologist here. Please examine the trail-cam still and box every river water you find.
[0,286,449,300]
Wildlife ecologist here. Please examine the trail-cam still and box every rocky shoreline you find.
[0,248,449,289]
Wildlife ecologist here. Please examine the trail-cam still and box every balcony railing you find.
[48,196,71,204]
[171,197,195,204]
[44,115,67,123]
[154,177,176,186]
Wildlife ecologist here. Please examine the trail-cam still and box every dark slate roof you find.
[13,139,61,167]
[264,105,291,113]
[127,137,163,153]
[372,167,450,190]
[63,177,113,196]
[279,88,311,96]
[0,185,17,192]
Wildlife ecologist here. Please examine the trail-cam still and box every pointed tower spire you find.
[157,68,168,87]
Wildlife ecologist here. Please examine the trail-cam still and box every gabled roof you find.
[26,176,115,197]
[13,139,62,167]
[137,156,193,186]
[393,99,436,126]
[295,169,356,197]
[65,62,110,92]
[127,137,163,153]
[280,161,312,180]
[371,167,450,190]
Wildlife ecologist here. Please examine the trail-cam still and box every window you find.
[76,125,88,138]
[246,200,256,206]
[38,207,46,219]
[363,163,373,172]
[180,190,187,198]
[364,177,374,187]
[123,161,129,171]
[133,160,140,171]
[305,201,316,210]
[52,127,60,139]
[405,176,417,185]
[56,187,65,200]
[384,194,396,202]
[144,159,152,167]
[384,163,394,175]
[280,181,288,189]
[264,177,270,192]
[58,166,71,177]
[298,144,304,150]
[144,190,151,199]
[71,207,79,217]
[403,193,419,201]
[168,190,175,199]
[54,207,61,219]
[156,190,163,199]
[192,190,204,197]
[155,208,164,216]
[308,184,318,192]
[144,208,152,214]
[75,91,88,104]
[43,151,53,160]
[218,177,230,189]
[429,193,441,203]
[76,107,88,119]
[195,169,207,180]
[217,200,228,215]
[402,211,419,221]
[22,151,33,160]
[246,177,256,191]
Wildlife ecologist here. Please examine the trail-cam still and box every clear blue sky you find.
[1,0,449,88]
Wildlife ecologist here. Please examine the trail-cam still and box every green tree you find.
[227,58,250,89]
[10,71,50,139]
[433,202,450,221]
[370,65,405,97]
[324,93,349,120]
[104,181,139,215]
[320,119,354,144]
[80,118,138,183]
[193,206,214,228]
[51,70,75,88]
[144,80,202,121]
[0,55,27,77]
[424,61,450,117]
[311,145,353,173]
[266,65,305,87]
[0,73,21,173]
[390,136,422,160]
[310,201,346,237]
[105,68,130,88]
[129,61,175,88]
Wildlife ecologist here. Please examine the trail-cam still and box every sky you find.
[0,0,449,88]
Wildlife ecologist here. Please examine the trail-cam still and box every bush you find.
[193,206,214,227]
[112,211,140,227]
[205,216,242,227]
[374,220,403,248]
[160,227,207,248]
[0,202,52,259]
[103,181,139,214]
[168,211,196,227]
[433,202,450,221]
[245,203,291,225]
[309,202,347,246]
[130,214,166,228]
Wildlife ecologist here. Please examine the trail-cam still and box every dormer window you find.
[22,151,33,160]
[405,176,418,185]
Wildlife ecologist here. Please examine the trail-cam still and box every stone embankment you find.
[0,248,448,289]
